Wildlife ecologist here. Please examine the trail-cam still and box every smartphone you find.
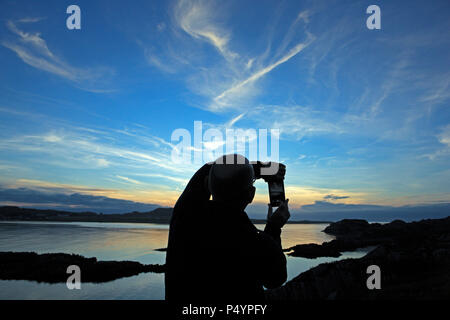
[268,180,285,207]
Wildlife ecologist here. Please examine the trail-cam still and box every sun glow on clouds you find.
[6,177,364,209]
[7,179,180,207]
[251,183,367,209]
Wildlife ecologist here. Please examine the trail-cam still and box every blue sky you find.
[0,0,449,219]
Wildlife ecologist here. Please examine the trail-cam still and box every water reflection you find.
[0,221,168,264]
[256,223,335,249]
[0,221,367,299]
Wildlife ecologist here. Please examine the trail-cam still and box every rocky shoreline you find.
[0,251,165,283]
[267,216,450,299]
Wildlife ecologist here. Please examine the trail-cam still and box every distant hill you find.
[0,206,330,224]
[0,206,173,224]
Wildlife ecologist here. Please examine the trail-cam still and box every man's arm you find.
[255,199,290,288]
[255,227,287,289]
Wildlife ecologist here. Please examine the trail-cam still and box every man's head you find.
[208,154,256,209]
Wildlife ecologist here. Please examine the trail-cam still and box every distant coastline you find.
[0,206,332,225]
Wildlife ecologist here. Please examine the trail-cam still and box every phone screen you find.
[268,180,285,207]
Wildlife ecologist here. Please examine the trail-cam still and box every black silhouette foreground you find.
[0,251,165,283]
[165,155,290,301]
[267,216,450,300]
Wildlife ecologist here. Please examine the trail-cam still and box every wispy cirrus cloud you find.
[133,173,188,185]
[211,36,314,111]
[423,125,450,160]
[247,104,343,140]
[145,49,178,74]
[420,73,450,112]
[142,0,315,115]
[16,17,46,24]
[0,128,185,173]
[0,107,201,194]
[173,0,237,60]
[438,125,450,147]
[2,20,115,93]
[115,175,143,185]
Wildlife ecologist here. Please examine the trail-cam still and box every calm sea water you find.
[0,221,369,299]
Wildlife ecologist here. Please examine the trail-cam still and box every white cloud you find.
[2,20,114,92]
[145,50,177,73]
[246,58,254,69]
[142,0,315,116]
[115,175,142,185]
[134,173,188,185]
[17,17,46,24]
[248,105,343,140]
[43,133,63,143]
[419,125,450,161]
[211,38,313,111]
[157,22,166,32]
[225,113,245,128]
[295,10,310,24]
[438,125,450,147]
[0,127,188,173]
[95,158,110,168]
[174,0,237,60]
[420,74,450,109]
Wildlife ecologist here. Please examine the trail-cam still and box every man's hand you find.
[267,199,290,229]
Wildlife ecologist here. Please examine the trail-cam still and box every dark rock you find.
[267,216,450,300]
[322,219,370,237]
[0,251,166,283]
[287,216,450,258]
[284,243,341,258]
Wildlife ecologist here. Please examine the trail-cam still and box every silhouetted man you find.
[165,154,290,301]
